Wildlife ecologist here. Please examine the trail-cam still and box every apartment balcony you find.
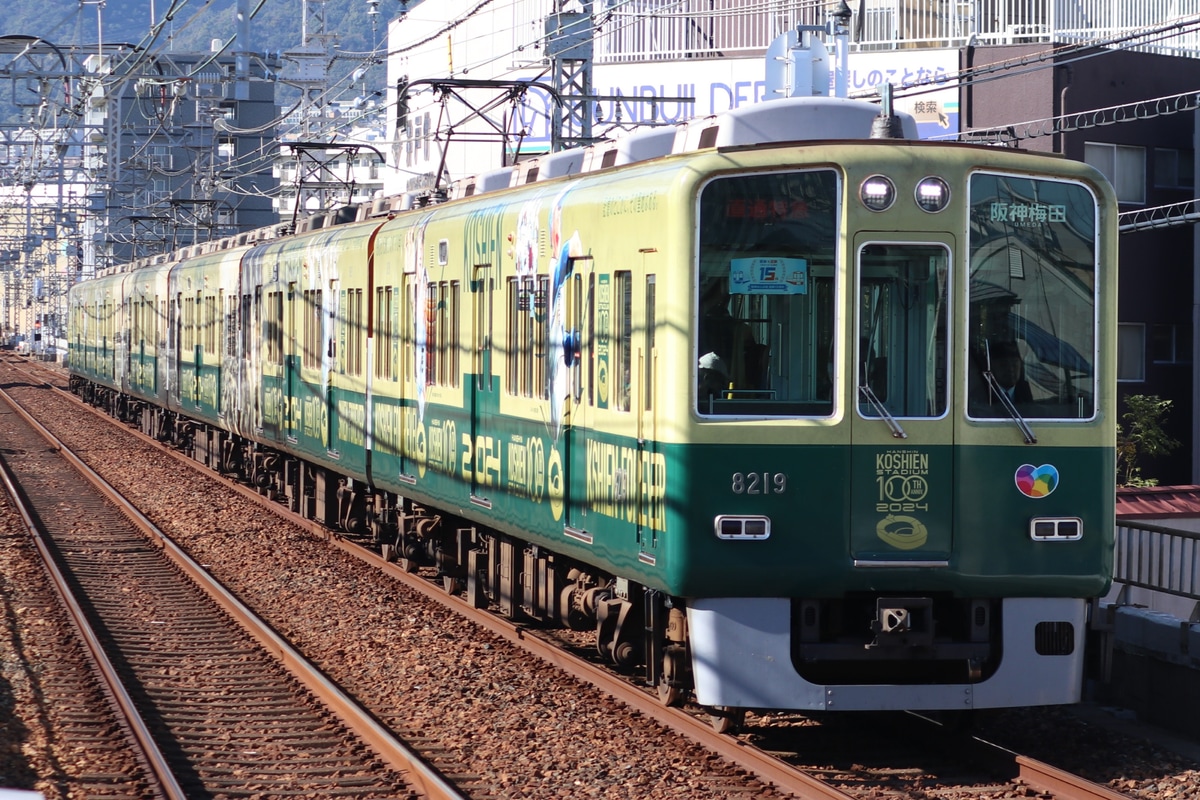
[593,0,1200,62]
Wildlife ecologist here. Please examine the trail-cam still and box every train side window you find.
[507,276,543,398]
[446,280,460,387]
[302,289,321,369]
[426,281,458,387]
[375,286,392,380]
[427,282,439,385]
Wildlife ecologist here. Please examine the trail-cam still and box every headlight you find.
[860,175,896,212]
[915,176,951,213]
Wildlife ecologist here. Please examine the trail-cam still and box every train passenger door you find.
[285,281,298,441]
[326,281,338,451]
[636,269,663,561]
[848,236,955,564]
[468,263,494,496]
[261,286,284,440]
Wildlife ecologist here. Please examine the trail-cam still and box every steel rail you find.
[0,386,187,800]
[0,380,466,800]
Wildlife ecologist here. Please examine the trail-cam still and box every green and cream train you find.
[68,96,1117,725]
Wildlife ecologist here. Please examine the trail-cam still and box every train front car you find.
[675,134,1116,716]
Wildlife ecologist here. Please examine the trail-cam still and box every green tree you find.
[1116,394,1180,487]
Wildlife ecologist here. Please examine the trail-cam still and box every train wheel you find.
[706,707,745,734]
[442,575,464,595]
[657,646,684,707]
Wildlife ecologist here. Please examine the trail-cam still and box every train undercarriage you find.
[71,379,699,720]
[73,379,1052,730]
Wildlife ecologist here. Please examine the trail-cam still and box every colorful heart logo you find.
[1015,464,1058,498]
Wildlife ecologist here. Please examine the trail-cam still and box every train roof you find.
[94,96,917,278]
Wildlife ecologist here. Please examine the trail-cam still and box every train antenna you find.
[870,82,906,139]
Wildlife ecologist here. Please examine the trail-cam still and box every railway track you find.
[1,354,1143,800]
[0,367,456,799]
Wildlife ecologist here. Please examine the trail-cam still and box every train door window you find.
[205,292,218,355]
[169,295,178,363]
[645,275,656,411]
[696,168,839,417]
[613,270,632,413]
[183,294,195,354]
[266,290,283,366]
[197,291,206,355]
[586,272,595,406]
[286,282,297,367]
[857,244,949,419]
[473,266,492,390]
[535,275,548,398]
[405,283,415,383]
[346,288,364,376]
[225,292,237,357]
[565,268,584,403]
[240,294,251,356]
[967,174,1098,419]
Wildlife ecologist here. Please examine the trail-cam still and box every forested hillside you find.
[2,0,384,55]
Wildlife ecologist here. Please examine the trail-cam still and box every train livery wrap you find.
[69,97,1117,725]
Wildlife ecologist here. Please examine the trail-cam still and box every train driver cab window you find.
[967,174,1098,420]
[696,168,838,417]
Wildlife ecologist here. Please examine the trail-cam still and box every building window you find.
[1085,142,1146,204]
[1118,323,1145,382]
[1154,148,1195,189]
[1152,323,1192,364]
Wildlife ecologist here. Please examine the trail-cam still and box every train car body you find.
[68,96,1117,722]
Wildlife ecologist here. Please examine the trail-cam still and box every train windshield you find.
[696,169,839,416]
[967,173,1098,420]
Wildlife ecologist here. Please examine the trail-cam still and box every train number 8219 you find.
[731,472,787,494]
